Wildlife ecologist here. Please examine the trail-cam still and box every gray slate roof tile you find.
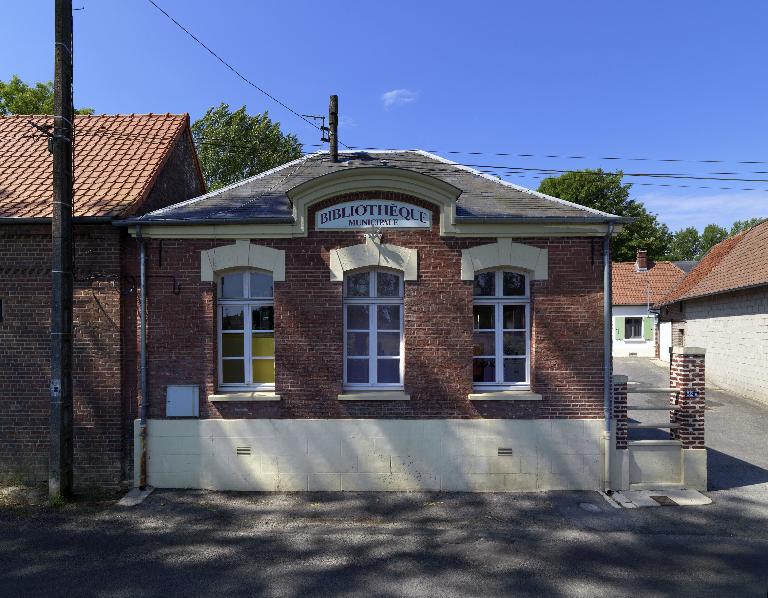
[127,150,622,224]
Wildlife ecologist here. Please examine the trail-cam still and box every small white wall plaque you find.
[316,200,431,230]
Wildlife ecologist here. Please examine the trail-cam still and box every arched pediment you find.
[329,237,418,281]
[461,239,548,280]
[288,166,462,208]
[200,240,285,282]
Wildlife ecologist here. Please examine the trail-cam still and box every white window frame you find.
[343,269,405,390]
[217,270,275,391]
[472,269,531,390]
[624,317,643,340]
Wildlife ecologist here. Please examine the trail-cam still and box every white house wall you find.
[683,288,768,405]
[135,418,604,492]
[612,305,656,357]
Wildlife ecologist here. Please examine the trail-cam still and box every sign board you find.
[315,200,431,230]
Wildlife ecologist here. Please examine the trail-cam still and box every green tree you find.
[699,224,728,257]
[730,217,765,236]
[192,103,303,191]
[537,169,672,262]
[0,75,93,115]
[667,227,700,261]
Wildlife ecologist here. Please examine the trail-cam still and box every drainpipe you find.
[137,225,149,490]
[603,223,615,492]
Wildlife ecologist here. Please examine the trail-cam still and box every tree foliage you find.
[730,217,765,236]
[667,227,700,261]
[191,103,303,191]
[0,75,93,115]
[537,169,672,262]
[667,220,764,261]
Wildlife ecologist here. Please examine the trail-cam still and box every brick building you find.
[657,220,768,405]
[119,150,631,492]
[611,250,686,358]
[0,114,205,487]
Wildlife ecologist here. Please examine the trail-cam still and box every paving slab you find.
[116,486,154,507]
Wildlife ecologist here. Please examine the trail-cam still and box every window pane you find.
[503,305,525,330]
[473,272,495,296]
[252,306,274,331]
[377,305,400,330]
[250,272,273,298]
[377,271,401,297]
[221,273,245,298]
[252,333,274,357]
[625,318,642,339]
[473,305,494,330]
[377,359,400,383]
[503,272,526,296]
[347,305,369,330]
[347,332,369,356]
[473,332,495,356]
[252,359,275,383]
[377,332,400,356]
[345,272,370,297]
[221,305,244,330]
[347,359,369,383]
[222,359,245,383]
[473,358,496,383]
[504,358,526,383]
[222,333,244,357]
[503,331,526,356]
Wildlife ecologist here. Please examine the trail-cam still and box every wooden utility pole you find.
[329,94,338,162]
[50,0,74,498]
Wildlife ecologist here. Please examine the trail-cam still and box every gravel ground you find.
[1,489,767,597]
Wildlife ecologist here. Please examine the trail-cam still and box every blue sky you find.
[2,1,767,232]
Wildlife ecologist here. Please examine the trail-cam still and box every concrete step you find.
[628,422,680,429]
[626,405,680,411]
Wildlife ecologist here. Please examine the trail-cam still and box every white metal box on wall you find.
[166,385,199,417]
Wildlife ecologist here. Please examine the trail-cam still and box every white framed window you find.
[343,269,404,389]
[218,270,275,390]
[472,270,530,389]
[624,317,643,340]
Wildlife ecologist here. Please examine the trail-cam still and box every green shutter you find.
[643,317,654,341]
[615,317,625,340]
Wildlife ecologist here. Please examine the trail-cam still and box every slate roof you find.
[657,220,768,305]
[127,150,625,224]
[612,261,686,306]
[0,113,193,219]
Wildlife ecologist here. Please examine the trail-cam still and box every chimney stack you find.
[635,249,648,271]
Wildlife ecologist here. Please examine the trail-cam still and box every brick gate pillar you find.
[669,347,706,448]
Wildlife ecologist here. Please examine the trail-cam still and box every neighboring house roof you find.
[673,260,698,273]
[612,261,686,306]
[658,220,768,305]
[0,113,198,219]
[125,150,626,224]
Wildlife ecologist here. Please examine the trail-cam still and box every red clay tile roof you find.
[612,260,686,306]
[0,113,190,218]
[657,220,768,305]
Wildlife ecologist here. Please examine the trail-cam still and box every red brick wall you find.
[139,192,607,421]
[0,224,124,487]
[669,351,706,448]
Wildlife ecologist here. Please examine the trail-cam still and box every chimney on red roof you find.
[635,249,648,272]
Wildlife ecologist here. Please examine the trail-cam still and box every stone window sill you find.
[468,390,542,401]
[337,390,410,401]
[208,391,280,402]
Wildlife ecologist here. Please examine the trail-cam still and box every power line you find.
[11,129,768,194]
[144,0,329,141]
[301,143,768,167]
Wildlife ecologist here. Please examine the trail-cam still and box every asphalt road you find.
[1,358,766,597]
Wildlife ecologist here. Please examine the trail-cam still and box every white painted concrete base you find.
[610,445,707,491]
[134,418,605,492]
